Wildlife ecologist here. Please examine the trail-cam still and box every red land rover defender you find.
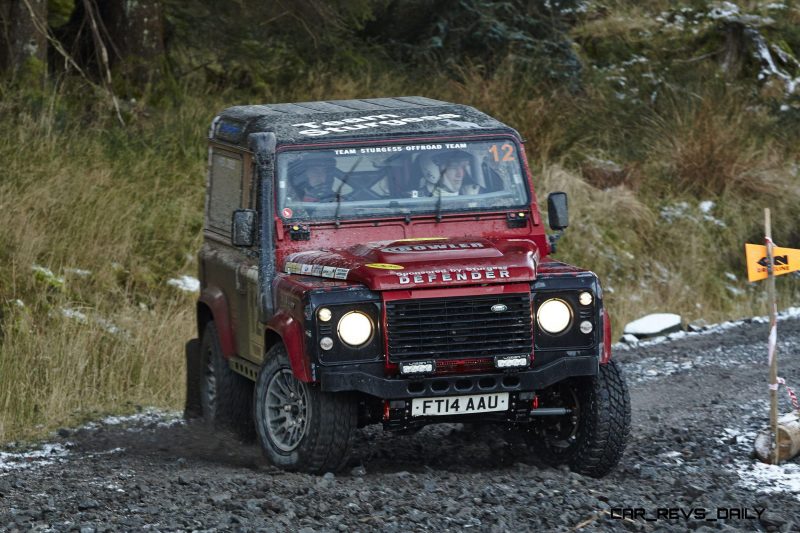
[185,96,630,477]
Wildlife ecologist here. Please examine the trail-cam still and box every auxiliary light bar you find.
[495,355,530,369]
[399,361,435,375]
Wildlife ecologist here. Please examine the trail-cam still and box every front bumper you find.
[319,355,599,399]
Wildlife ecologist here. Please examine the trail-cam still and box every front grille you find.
[386,294,533,361]
[434,357,495,374]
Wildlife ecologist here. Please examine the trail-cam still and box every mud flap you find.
[184,338,202,419]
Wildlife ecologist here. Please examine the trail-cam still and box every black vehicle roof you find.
[212,96,520,147]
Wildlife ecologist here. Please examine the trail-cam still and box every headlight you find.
[536,298,572,334]
[337,311,373,346]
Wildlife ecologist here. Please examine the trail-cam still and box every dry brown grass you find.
[435,67,581,163]
[572,5,660,41]
[644,91,796,198]
[0,295,193,441]
[0,89,209,442]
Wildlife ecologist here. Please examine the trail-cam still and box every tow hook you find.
[529,407,572,416]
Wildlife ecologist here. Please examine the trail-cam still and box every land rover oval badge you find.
[491,304,508,313]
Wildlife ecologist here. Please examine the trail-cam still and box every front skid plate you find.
[320,356,599,399]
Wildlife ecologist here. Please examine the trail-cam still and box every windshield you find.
[276,139,530,221]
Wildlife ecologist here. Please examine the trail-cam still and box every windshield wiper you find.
[333,157,362,227]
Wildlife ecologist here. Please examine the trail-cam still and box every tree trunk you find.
[0,0,7,73]
[53,0,165,89]
[720,21,747,79]
[100,0,165,87]
[2,0,47,81]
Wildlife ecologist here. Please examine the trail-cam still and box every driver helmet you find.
[431,149,472,168]
[290,154,336,196]
[418,153,441,186]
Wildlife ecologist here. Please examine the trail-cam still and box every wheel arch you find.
[197,285,237,359]
[265,312,313,382]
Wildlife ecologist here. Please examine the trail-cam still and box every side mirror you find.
[232,209,257,247]
[547,192,569,231]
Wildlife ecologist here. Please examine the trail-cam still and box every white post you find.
[765,208,779,464]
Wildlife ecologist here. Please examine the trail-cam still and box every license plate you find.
[411,392,509,417]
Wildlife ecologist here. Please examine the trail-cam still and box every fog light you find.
[318,307,332,322]
[495,355,530,369]
[579,320,593,334]
[399,361,435,375]
[319,337,334,350]
[578,292,593,306]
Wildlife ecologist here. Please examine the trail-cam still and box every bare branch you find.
[20,0,125,126]
[82,0,125,126]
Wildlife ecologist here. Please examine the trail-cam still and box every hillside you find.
[1,0,799,441]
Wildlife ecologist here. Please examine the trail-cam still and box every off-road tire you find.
[184,338,203,419]
[254,343,357,473]
[200,322,254,439]
[528,360,631,478]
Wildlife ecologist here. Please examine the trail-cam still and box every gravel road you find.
[2,315,800,532]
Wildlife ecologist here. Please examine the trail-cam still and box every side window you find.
[207,148,243,235]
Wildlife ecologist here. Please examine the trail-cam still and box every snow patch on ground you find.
[750,24,800,95]
[736,461,800,499]
[93,408,184,431]
[60,307,124,335]
[699,200,715,213]
[167,275,200,293]
[721,420,800,501]
[64,267,92,277]
[1,411,181,476]
[31,265,64,286]
[61,307,89,323]
[660,201,691,222]
[660,201,726,227]
[726,285,746,296]
[707,1,740,19]
[0,443,71,474]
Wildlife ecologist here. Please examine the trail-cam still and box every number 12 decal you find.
[488,143,515,162]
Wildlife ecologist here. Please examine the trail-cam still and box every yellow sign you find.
[365,263,404,270]
[393,237,445,243]
[745,243,800,282]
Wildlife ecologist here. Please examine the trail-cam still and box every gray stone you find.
[78,499,100,511]
[761,511,788,528]
[209,492,232,505]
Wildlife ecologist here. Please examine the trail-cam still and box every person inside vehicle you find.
[290,155,338,202]
[417,150,481,197]
[350,153,411,200]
